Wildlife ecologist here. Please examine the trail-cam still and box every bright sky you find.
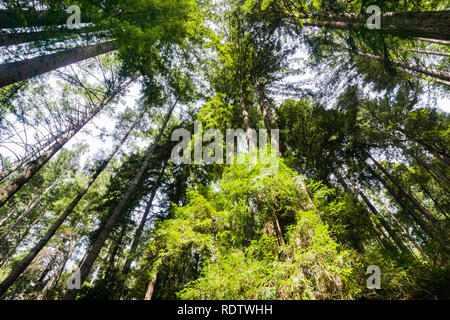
[1,42,449,170]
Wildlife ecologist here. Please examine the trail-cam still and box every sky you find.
[1,41,449,175]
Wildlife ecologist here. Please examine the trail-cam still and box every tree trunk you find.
[372,126,450,188]
[0,113,140,298]
[252,77,276,132]
[43,239,77,298]
[0,217,41,269]
[408,49,450,57]
[117,170,165,299]
[346,176,408,254]
[33,249,60,294]
[103,224,127,281]
[0,208,17,228]
[0,168,70,242]
[0,27,105,48]
[418,38,450,45]
[121,162,167,276]
[418,181,449,219]
[396,143,450,188]
[64,102,177,300]
[380,201,429,261]
[368,155,437,224]
[239,87,253,142]
[395,127,450,167]
[0,136,57,184]
[356,51,450,84]
[296,11,450,41]
[252,82,287,245]
[0,80,129,209]
[367,165,439,241]
[0,41,117,88]
[337,176,394,251]
[144,272,158,300]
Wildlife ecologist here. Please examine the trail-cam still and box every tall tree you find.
[0,111,142,297]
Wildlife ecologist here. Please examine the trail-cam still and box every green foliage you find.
[143,159,361,300]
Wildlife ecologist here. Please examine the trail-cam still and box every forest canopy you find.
[0,0,449,300]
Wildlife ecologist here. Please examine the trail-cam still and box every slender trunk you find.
[0,217,41,268]
[368,165,438,240]
[368,155,438,223]
[380,202,429,261]
[349,227,366,253]
[337,176,394,251]
[373,125,450,188]
[239,87,253,142]
[273,216,285,246]
[34,249,60,294]
[253,77,284,159]
[117,173,164,300]
[405,134,450,168]
[0,27,106,48]
[252,77,276,132]
[394,127,450,167]
[43,239,77,298]
[346,176,409,254]
[418,181,449,219]
[0,114,139,298]
[0,168,69,241]
[121,163,167,276]
[144,272,157,300]
[104,224,127,281]
[356,51,450,84]
[397,144,450,188]
[296,11,450,41]
[0,80,129,208]
[0,208,17,227]
[0,41,117,88]
[0,137,57,184]
[408,49,450,57]
[64,102,177,300]
[418,38,450,45]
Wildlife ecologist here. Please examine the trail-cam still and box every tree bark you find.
[367,165,440,241]
[0,80,129,209]
[296,11,450,41]
[346,176,409,254]
[408,49,450,57]
[418,38,450,45]
[0,27,105,48]
[0,113,140,298]
[0,136,57,184]
[0,217,41,269]
[0,208,17,228]
[380,201,429,261]
[252,77,276,132]
[64,101,177,300]
[355,51,450,84]
[368,155,438,224]
[144,272,158,300]
[394,127,450,167]
[121,162,167,276]
[337,176,394,251]
[0,41,117,88]
[396,143,450,188]
[0,168,70,242]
